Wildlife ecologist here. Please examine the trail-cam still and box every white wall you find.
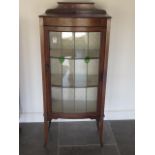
[19,0,135,122]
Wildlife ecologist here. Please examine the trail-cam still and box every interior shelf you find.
[51,74,98,88]
[50,49,99,59]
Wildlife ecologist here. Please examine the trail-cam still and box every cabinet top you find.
[39,2,111,18]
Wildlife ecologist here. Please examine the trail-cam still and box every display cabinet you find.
[39,2,111,146]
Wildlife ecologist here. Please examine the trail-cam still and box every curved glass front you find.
[49,32,100,113]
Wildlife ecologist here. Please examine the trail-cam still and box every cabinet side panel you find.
[102,19,111,115]
[39,17,50,120]
[97,19,111,118]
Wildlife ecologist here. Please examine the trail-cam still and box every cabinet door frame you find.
[41,25,108,119]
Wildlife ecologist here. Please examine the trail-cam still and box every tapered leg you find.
[44,120,49,147]
[96,118,99,131]
[99,118,104,147]
[48,120,51,129]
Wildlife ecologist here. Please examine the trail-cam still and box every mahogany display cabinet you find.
[39,2,111,146]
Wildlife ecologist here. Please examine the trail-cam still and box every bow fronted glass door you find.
[49,32,100,113]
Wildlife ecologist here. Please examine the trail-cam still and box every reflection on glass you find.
[49,32,100,59]
[88,32,100,57]
[49,32,61,57]
[50,58,62,86]
[75,32,88,58]
[88,59,99,86]
[62,59,74,87]
[52,87,62,112]
[62,32,74,58]
[75,60,87,87]
[75,88,86,113]
[63,88,74,113]
[87,87,97,112]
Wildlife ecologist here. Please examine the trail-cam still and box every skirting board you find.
[20,110,135,122]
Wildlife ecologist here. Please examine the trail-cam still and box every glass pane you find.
[75,32,88,58]
[62,59,74,87]
[63,88,74,113]
[49,32,61,57]
[62,32,74,58]
[87,59,99,86]
[52,87,62,112]
[49,31,100,114]
[88,32,100,57]
[87,87,97,112]
[75,88,86,113]
[75,60,87,87]
[50,58,62,86]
